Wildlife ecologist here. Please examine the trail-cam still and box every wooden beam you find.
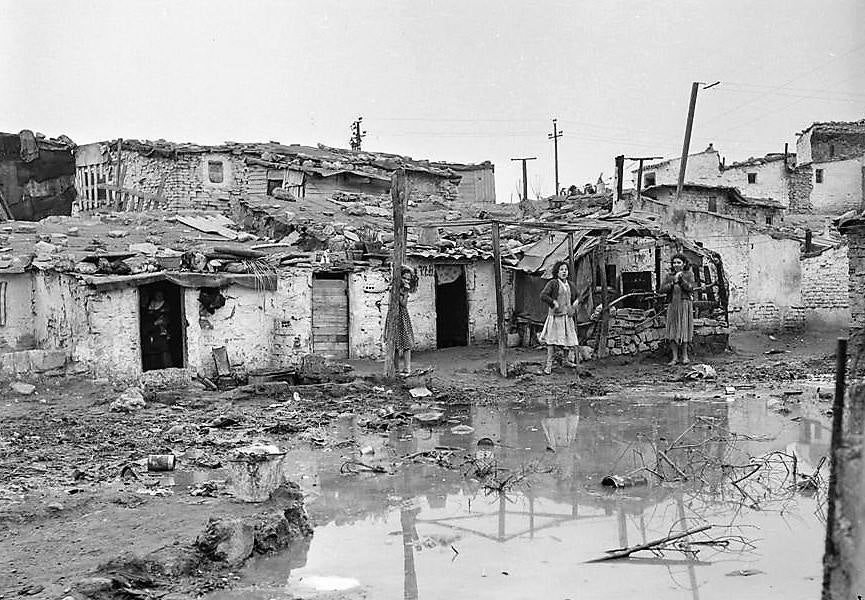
[384,169,408,378]
[567,232,576,285]
[113,139,123,210]
[492,222,507,377]
[598,234,610,358]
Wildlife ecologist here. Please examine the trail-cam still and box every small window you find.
[829,144,835,158]
[765,215,773,226]
[643,172,656,187]
[747,173,757,184]
[707,196,718,213]
[815,168,824,184]
[267,180,283,196]
[207,160,224,184]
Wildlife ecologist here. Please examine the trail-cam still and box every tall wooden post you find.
[384,169,407,378]
[676,82,700,202]
[567,232,576,284]
[822,339,865,598]
[598,234,610,357]
[492,222,507,377]
[113,139,123,210]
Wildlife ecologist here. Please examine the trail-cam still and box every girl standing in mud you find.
[539,261,580,374]
[388,265,418,375]
[660,253,694,365]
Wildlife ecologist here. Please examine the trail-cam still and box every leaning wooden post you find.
[822,338,865,598]
[112,139,123,210]
[598,233,611,357]
[492,221,507,377]
[567,231,576,284]
[384,169,407,378]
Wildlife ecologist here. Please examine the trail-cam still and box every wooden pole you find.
[384,169,407,378]
[492,222,507,377]
[598,234,610,357]
[676,82,700,202]
[567,232,576,285]
[113,139,123,210]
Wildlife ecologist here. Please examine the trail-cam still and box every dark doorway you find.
[139,282,185,371]
[435,265,468,348]
[621,271,654,308]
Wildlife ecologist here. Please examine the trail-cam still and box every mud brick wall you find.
[800,245,851,329]
[849,232,865,329]
[788,165,813,213]
[0,273,36,353]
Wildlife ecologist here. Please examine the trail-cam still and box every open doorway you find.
[435,264,468,348]
[139,282,186,371]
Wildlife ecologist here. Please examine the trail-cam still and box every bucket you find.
[147,454,176,472]
[227,446,286,502]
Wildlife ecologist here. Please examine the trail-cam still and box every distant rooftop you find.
[797,118,865,138]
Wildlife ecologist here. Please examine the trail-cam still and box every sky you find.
[2,0,864,203]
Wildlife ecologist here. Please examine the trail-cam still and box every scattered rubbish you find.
[109,387,146,412]
[189,481,220,497]
[135,487,173,497]
[782,390,804,396]
[227,443,287,502]
[764,349,788,355]
[147,454,176,472]
[601,474,648,488]
[725,386,736,395]
[360,445,375,456]
[684,364,717,380]
[10,381,36,395]
[450,425,475,435]
[119,464,140,480]
[725,569,765,577]
[415,411,445,424]
[409,386,433,398]
[207,414,240,428]
[340,460,387,474]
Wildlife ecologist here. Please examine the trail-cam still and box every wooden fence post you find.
[492,222,507,377]
[598,233,610,357]
[384,169,407,378]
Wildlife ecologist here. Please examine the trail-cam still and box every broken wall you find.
[807,157,864,215]
[717,160,791,208]
[0,273,35,353]
[848,230,865,329]
[799,245,851,329]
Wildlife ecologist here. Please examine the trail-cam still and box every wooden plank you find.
[492,222,507,377]
[598,234,610,358]
[311,334,349,343]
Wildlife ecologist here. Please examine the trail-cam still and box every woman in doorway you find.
[390,265,418,375]
[539,261,580,375]
[660,253,695,365]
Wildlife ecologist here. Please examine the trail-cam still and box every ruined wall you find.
[643,187,780,225]
[809,130,865,163]
[90,150,249,212]
[848,231,865,329]
[631,150,720,188]
[788,165,814,213]
[808,158,864,215]
[348,269,390,358]
[799,245,850,329]
[796,130,814,165]
[0,273,35,352]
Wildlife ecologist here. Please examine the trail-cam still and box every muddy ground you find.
[0,331,842,599]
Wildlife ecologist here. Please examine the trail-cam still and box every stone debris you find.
[10,381,36,395]
[109,386,146,412]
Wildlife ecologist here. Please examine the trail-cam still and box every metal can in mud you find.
[147,454,176,471]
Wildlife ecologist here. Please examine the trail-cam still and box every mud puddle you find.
[210,382,831,599]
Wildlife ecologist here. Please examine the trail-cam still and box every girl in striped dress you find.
[659,253,694,365]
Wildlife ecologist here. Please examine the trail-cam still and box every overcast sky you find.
[2,0,863,202]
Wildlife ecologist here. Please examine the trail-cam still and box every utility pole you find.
[675,81,719,201]
[510,157,537,202]
[626,156,664,200]
[350,116,366,151]
[548,118,563,196]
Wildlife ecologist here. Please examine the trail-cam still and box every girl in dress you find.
[391,266,418,374]
[539,261,580,374]
[659,253,695,365]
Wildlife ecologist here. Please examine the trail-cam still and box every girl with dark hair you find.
[539,260,580,374]
[659,253,694,365]
[388,265,418,375]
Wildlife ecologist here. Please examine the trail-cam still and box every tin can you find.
[147,454,176,472]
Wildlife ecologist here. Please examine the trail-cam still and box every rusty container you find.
[147,454,176,472]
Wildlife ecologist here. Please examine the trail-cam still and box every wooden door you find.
[312,274,349,359]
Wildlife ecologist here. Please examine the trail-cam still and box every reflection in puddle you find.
[210,388,831,600]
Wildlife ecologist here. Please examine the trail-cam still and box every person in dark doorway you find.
[142,290,173,370]
[659,253,694,365]
[388,266,417,375]
[539,261,580,375]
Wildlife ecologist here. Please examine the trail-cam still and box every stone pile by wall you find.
[603,307,729,356]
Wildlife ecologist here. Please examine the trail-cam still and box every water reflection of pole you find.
[401,506,419,600]
[528,490,535,539]
[498,492,506,540]
[676,494,701,600]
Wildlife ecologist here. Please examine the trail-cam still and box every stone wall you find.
[717,159,790,209]
[848,231,865,329]
[799,245,850,329]
[788,165,813,213]
[603,307,728,356]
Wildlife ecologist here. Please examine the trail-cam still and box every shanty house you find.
[0,131,77,221]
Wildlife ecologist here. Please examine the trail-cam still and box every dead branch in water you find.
[587,525,713,562]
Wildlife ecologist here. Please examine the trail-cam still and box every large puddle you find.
[209,382,832,599]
